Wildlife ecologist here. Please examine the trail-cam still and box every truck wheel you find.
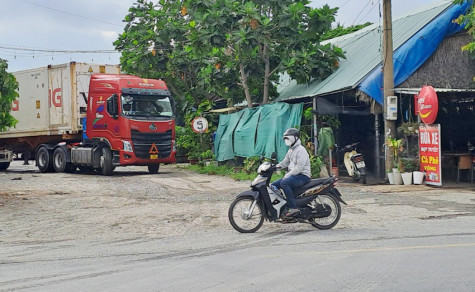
[36,147,54,173]
[53,148,68,173]
[148,164,160,174]
[100,148,113,176]
[0,162,10,171]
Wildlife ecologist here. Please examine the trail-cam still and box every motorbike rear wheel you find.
[228,197,264,233]
[308,194,341,230]
[361,175,367,184]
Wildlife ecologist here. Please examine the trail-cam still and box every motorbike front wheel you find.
[308,194,341,230]
[228,197,264,233]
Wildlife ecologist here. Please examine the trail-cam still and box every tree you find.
[0,59,18,132]
[115,0,344,108]
[454,0,474,82]
[454,0,474,54]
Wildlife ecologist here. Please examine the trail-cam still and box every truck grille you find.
[131,129,172,159]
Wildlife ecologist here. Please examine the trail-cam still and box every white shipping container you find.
[1,62,120,139]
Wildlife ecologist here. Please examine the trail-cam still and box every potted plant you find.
[412,158,424,184]
[393,166,403,185]
[386,137,404,185]
[400,158,416,185]
[309,155,324,178]
[397,121,419,136]
[387,169,395,185]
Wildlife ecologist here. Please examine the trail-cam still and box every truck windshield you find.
[121,94,174,119]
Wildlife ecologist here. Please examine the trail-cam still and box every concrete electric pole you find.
[383,0,397,172]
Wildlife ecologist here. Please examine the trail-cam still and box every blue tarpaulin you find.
[359,1,473,104]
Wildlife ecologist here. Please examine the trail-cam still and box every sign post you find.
[191,117,209,149]
[419,124,442,186]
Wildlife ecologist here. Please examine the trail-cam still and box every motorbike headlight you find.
[123,140,133,152]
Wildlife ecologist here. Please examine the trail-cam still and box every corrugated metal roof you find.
[276,0,453,101]
[395,88,475,94]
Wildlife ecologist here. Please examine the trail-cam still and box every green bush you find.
[310,155,323,177]
[187,163,284,181]
[243,156,261,174]
[399,158,418,172]
[200,149,215,160]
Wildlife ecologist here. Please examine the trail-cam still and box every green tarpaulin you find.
[214,111,244,161]
[214,102,303,161]
[317,127,335,156]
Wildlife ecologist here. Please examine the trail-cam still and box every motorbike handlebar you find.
[337,142,360,153]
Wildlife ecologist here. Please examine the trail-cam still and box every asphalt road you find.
[1,161,474,291]
[3,221,475,291]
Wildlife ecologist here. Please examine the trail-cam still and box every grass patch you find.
[186,164,284,181]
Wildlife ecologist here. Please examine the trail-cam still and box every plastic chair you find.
[456,155,473,183]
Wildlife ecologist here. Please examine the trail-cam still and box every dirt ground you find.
[1,160,474,245]
[0,161,254,244]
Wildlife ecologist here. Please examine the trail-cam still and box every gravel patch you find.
[1,161,474,245]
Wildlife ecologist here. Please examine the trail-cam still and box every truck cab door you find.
[87,93,120,142]
[104,94,120,136]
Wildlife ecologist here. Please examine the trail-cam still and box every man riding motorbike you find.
[271,128,311,217]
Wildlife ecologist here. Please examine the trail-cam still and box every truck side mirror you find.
[106,94,118,119]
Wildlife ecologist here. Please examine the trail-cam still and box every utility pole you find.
[383,0,397,173]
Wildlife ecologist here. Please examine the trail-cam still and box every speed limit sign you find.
[191,117,208,133]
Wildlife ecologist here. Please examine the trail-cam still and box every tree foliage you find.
[454,0,474,53]
[0,59,18,132]
[454,0,474,81]
[321,22,372,41]
[114,0,344,108]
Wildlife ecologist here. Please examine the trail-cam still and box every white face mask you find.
[284,136,295,147]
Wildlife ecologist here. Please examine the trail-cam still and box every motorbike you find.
[338,142,367,184]
[228,153,346,233]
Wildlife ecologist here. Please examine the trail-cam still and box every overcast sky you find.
[0,0,444,72]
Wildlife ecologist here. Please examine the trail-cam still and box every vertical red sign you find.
[419,124,442,186]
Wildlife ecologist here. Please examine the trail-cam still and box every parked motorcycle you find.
[338,142,367,184]
[228,153,346,233]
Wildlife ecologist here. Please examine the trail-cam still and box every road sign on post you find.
[191,117,208,134]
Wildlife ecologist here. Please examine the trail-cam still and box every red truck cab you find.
[85,74,176,172]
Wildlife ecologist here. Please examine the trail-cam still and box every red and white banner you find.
[419,124,442,186]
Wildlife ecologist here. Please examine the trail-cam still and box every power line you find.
[351,0,372,25]
[339,0,353,8]
[358,1,379,24]
[0,45,117,54]
[17,0,124,27]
